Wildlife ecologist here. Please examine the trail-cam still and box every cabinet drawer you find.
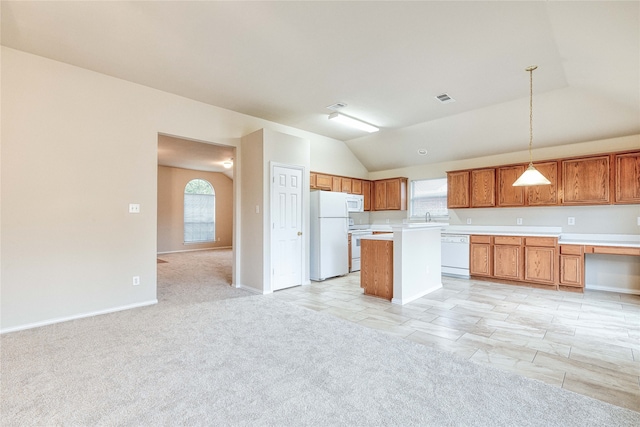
[494,236,522,245]
[525,237,557,247]
[586,245,640,256]
[470,235,492,244]
[560,245,584,255]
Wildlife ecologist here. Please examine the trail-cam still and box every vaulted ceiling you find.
[2,1,638,172]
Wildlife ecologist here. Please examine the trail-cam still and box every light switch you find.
[129,203,140,214]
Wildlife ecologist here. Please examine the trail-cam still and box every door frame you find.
[269,161,308,293]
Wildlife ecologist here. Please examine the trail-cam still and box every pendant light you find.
[513,65,551,187]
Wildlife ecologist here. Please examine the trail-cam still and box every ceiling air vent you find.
[435,93,455,103]
[326,102,348,111]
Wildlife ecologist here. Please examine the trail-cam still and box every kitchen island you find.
[360,223,444,305]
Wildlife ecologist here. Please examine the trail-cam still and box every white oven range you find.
[349,229,373,272]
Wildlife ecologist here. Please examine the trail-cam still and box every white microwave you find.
[346,194,365,212]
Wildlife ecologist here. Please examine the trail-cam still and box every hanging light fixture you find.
[513,65,551,187]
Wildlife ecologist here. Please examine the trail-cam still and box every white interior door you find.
[271,165,303,291]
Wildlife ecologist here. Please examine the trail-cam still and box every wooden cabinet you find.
[331,176,341,192]
[471,168,496,207]
[527,161,559,206]
[524,237,557,285]
[614,151,640,204]
[559,245,584,288]
[341,177,352,193]
[373,178,408,211]
[315,173,332,190]
[361,239,394,300]
[351,179,363,195]
[310,172,317,189]
[471,234,558,288]
[497,165,525,207]
[562,155,610,205]
[493,236,523,281]
[447,171,470,208]
[470,235,492,277]
[362,180,372,211]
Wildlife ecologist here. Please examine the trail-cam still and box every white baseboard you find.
[585,284,640,295]
[392,283,443,305]
[157,246,232,255]
[0,299,158,334]
[236,284,267,295]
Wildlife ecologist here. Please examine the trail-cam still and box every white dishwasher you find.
[441,234,470,278]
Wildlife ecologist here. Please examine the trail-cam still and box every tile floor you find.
[272,273,640,411]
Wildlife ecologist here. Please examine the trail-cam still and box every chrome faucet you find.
[425,212,431,223]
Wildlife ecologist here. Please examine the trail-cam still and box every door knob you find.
[297,231,303,236]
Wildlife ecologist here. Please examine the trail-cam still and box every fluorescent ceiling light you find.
[328,112,379,133]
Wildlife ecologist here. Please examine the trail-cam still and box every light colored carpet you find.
[1,250,638,426]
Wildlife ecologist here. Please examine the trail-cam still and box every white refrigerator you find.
[310,191,349,281]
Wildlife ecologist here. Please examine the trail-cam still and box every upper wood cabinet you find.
[447,150,633,209]
[362,180,372,211]
[497,165,525,207]
[527,161,559,206]
[614,151,640,204]
[351,179,363,195]
[341,177,352,193]
[471,168,496,207]
[447,171,470,208]
[373,178,408,211]
[310,172,317,189]
[331,176,341,192]
[562,155,610,205]
[315,173,332,190]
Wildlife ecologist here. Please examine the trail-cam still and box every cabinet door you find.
[374,180,387,211]
[316,174,332,190]
[447,171,470,208]
[614,151,640,204]
[497,165,525,207]
[493,244,523,281]
[527,161,559,206]
[341,178,352,193]
[559,255,583,287]
[310,172,317,189]
[562,155,610,204]
[524,246,556,285]
[363,181,372,211]
[351,179,363,195]
[470,242,492,277]
[331,176,342,192]
[386,178,407,210]
[471,168,496,207]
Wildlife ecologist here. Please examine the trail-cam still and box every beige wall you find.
[157,166,233,253]
[1,47,364,332]
[240,129,311,294]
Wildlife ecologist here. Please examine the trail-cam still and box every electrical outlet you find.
[637,217,640,226]
[568,217,575,225]
[129,203,140,214]
[466,218,472,224]
[516,218,523,225]
[132,276,140,286]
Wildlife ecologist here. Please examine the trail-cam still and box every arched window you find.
[184,179,215,243]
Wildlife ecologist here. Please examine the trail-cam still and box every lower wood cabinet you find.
[361,239,394,300]
[470,235,493,277]
[524,237,557,285]
[471,234,559,288]
[559,245,584,288]
[493,236,523,281]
